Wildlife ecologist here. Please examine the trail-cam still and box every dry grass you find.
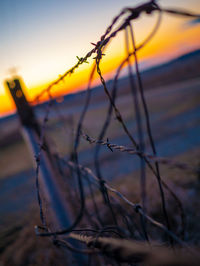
[0,206,71,266]
[0,140,33,179]
[0,74,199,264]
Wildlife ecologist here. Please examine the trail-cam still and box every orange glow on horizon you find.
[0,94,16,116]
[1,19,200,117]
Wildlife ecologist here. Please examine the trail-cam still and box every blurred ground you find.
[0,64,200,264]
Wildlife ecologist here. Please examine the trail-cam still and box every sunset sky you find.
[0,0,200,116]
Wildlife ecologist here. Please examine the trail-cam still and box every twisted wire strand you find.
[64,160,191,249]
[32,0,200,254]
[31,1,156,102]
[67,232,200,262]
[35,93,53,227]
[34,74,94,236]
[35,155,187,247]
[128,22,173,245]
[53,238,98,254]
[92,10,163,229]
[80,131,198,173]
[31,2,199,103]
[125,25,149,241]
[80,130,188,239]
[91,40,186,238]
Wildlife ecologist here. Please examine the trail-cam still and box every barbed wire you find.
[31,0,200,103]
[35,157,189,249]
[34,92,53,228]
[66,233,200,263]
[65,160,188,247]
[31,0,200,264]
[80,131,199,173]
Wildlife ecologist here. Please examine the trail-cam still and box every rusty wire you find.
[80,131,198,173]
[64,160,187,247]
[32,0,200,263]
[30,1,200,103]
[67,233,200,263]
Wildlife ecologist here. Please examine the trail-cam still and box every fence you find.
[6,0,200,265]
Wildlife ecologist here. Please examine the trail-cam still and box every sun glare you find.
[0,2,200,116]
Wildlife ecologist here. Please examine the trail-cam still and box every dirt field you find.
[0,74,200,265]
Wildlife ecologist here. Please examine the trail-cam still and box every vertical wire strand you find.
[128,23,173,246]
[125,26,148,241]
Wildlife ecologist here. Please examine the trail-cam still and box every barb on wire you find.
[30,1,200,262]
[31,1,158,102]
[82,129,187,240]
[80,132,198,173]
[65,160,189,248]
[31,1,199,102]
[53,238,98,254]
[67,232,199,263]
[35,94,54,228]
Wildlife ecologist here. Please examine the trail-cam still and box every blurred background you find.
[0,0,200,265]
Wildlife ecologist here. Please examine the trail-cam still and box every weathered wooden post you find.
[6,78,87,265]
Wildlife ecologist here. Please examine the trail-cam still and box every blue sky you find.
[0,0,200,114]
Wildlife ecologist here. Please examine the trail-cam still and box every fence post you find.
[6,78,87,265]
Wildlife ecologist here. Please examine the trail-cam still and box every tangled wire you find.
[31,0,200,264]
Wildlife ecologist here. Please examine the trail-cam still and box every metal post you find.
[6,78,87,265]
